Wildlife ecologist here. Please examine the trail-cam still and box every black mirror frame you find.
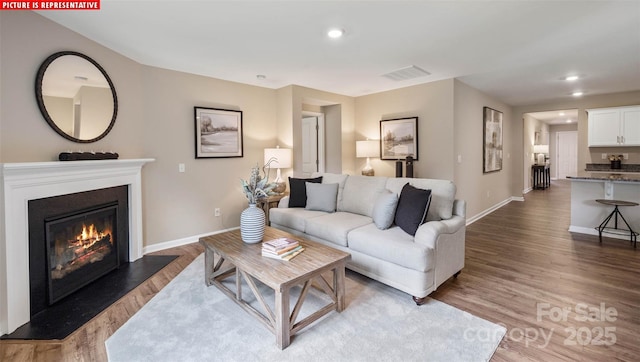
[35,51,118,143]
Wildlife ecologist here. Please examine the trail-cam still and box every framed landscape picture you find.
[380,117,418,161]
[483,106,503,173]
[194,107,243,158]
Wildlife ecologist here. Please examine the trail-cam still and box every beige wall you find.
[0,11,144,162]
[42,95,74,134]
[139,66,278,245]
[512,90,640,191]
[355,79,516,220]
[355,79,455,180]
[0,12,281,248]
[282,85,356,177]
[453,80,515,218]
[7,11,635,252]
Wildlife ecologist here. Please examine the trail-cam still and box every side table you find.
[532,164,550,190]
[256,194,287,225]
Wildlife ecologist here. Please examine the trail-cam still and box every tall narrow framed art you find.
[483,107,503,173]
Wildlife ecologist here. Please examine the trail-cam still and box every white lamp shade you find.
[356,140,379,158]
[533,145,549,154]
[264,148,292,169]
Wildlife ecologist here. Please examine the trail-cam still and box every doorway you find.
[556,131,578,179]
[301,112,325,177]
[523,109,578,191]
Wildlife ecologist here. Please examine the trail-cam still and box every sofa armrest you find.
[414,215,465,249]
[453,199,466,218]
[277,196,290,208]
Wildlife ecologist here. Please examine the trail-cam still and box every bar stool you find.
[595,199,639,248]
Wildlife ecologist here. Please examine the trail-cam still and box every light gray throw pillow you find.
[372,189,398,230]
[305,182,339,213]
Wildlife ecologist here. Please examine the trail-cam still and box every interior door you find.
[301,117,318,177]
[557,131,578,179]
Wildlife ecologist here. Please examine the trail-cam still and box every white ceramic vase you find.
[240,203,265,244]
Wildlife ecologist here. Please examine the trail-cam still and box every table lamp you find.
[533,144,549,165]
[356,140,379,176]
[264,146,292,194]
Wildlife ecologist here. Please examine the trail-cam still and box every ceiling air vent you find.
[382,65,431,81]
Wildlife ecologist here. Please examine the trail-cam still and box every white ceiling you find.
[527,109,579,125]
[37,1,640,106]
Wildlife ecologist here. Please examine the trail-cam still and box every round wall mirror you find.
[35,51,118,143]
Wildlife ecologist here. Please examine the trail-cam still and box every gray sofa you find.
[269,172,466,304]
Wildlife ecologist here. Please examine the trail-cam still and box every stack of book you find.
[261,238,304,261]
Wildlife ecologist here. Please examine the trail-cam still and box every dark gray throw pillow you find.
[394,183,432,236]
[288,176,322,207]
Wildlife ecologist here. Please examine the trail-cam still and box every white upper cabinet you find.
[587,106,640,147]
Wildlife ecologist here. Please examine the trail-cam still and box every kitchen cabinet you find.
[588,105,640,147]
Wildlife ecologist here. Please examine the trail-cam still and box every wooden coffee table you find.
[199,227,350,349]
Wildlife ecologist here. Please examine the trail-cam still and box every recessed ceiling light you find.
[559,112,565,116]
[572,91,583,97]
[566,119,572,123]
[565,75,579,81]
[327,28,344,39]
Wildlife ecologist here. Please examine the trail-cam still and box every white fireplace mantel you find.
[0,158,154,335]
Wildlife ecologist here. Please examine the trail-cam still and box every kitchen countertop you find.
[585,163,640,173]
[567,172,640,183]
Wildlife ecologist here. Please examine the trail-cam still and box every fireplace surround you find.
[0,159,153,335]
[29,186,128,315]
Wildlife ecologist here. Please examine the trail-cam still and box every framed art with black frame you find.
[194,107,243,158]
[380,117,418,161]
[483,106,503,173]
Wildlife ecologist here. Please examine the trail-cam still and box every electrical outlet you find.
[623,153,629,160]
[214,208,221,217]
[601,153,607,160]
[178,163,185,173]
[486,191,491,198]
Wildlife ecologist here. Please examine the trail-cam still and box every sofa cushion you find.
[394,183,432,236]
[312,173,349,210]
[386,178,455,221]
[372,189,398,230]
[288,176,322,207]
[304,212,372,247]
[305,182,338,212]
[269,208,326,231]
[339,175,387,217]
[348,224,434,272]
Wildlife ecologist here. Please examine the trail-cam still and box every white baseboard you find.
[568,225,636,242]
[466,197,519,225]
[523,187,533,194]
[143,226,239,255]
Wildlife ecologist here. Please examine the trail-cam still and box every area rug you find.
[106,254,505,362]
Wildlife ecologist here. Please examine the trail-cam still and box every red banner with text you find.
[2,0,100,10]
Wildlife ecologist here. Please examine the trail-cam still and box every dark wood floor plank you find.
[1,180,638,361]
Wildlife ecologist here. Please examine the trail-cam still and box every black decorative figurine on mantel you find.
[59,151,119,161]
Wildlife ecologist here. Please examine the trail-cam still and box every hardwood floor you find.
[1,180,638,361]
[431,180,639,361]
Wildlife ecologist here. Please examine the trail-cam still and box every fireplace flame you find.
[75,223,112,250]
